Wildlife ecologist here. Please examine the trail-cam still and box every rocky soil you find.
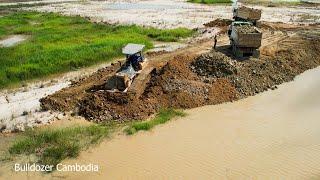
[237,25,257,33]
[192,32,320,97]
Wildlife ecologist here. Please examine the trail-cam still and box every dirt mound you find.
[40,63,121,112]
[66,54,238,122]
[237,25,257,33]
[191,52,237,78]
[41,31,320,123]
[191,32,320,97]
[204,18,232,27]
[140,54,239,109]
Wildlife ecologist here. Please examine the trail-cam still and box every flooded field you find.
[45,66,320,179]
[29,0,320,29]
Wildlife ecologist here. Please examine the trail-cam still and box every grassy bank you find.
[125,109,186,135]
[9,125,109,168]
[187,0,232,4]
[0,11,193,88]
[7,109,186,170]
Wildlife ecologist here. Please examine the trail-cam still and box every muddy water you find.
[43,67,320,179]
[3,67,320,179]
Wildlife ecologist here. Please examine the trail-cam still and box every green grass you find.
[187,0,232,4]
[9,125,109,168]
[125,109,186,135]
[0,3,49,10]
[0,11,194,88]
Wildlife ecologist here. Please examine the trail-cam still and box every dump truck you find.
[228,21,262,58]
[233,6,262,25]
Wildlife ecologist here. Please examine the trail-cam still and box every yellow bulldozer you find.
[104,43,155,102]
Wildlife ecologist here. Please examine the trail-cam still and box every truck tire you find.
[232,42,237,55]
[253,49,260,58]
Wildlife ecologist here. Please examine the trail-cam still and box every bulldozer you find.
[103,43,156,103]
[105,43,146,92]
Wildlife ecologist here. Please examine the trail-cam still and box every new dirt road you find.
[41,25,320,123]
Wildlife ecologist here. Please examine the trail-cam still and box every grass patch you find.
[6,109,186,170]
[0,11,194,88]
[9,125,108,168]
[125,108,186,135]
[187,0,232,5]
[0,3,48,10]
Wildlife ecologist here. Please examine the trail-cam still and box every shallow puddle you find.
[0,35,28,47]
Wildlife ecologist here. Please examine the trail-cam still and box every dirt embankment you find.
[204,18,232,28]
[75,53,238,122]
[193,32,320,97]
[41,30,320,123]
[40,63,121,112]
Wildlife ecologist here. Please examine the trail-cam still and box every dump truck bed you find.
[232,25,262,48]
[233,6,262,21]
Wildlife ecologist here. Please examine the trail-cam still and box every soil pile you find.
[237,25,257,33]
[141,54,238,109]
[41,31,320,123]
[191,52,237,78]
[204,18,232,27]
[192,32,320,97]
[78,54,238,122]
[40,63,122,112]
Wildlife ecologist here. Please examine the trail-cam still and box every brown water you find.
[53,67,320,179]
[3,67,320,179]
